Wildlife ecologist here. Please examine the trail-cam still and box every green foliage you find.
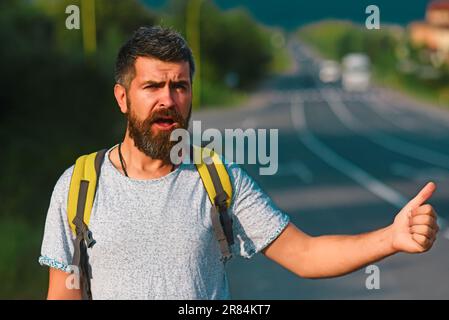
[0,0,152,298]
[0,219,47,299]
[160,0,290,105]
[298,20,397,68]
[198,3,274,89]
[298,20,355,60]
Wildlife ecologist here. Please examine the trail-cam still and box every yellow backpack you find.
[67,146,234,299]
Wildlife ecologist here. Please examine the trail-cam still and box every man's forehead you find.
[134,56,190,81]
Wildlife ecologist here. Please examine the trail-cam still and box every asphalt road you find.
[191,40,449,299]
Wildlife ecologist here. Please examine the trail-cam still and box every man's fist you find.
[391,182,439,253]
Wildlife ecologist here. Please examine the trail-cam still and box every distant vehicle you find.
[319,60,340,83]
[341,53,371,91]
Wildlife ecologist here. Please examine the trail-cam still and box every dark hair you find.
[114,26,195,88]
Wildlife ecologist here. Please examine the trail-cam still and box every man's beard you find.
[126,99,191,164]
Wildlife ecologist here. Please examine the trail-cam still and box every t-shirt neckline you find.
[105,144,183,183]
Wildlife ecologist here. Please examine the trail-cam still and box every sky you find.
[142,0,431,30]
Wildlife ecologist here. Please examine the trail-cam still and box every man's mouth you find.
[152,116,178,130]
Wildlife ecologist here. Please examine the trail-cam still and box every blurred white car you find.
[319,60,340,83]
[342,53,371,91]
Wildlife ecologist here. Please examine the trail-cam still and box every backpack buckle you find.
[83,229,96,248]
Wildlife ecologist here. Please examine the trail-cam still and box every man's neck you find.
[109,136,174,180]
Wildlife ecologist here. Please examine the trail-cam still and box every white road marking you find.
[368,101,422,131]
[290,97,449,239]
[376,91,449,126]
[322,90,449,169]
[290,97,407,208]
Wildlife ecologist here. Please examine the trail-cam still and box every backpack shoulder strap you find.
[193,146,234,262]
[193,146,232,208]
[67,148,106,300]
[67,149,107,236]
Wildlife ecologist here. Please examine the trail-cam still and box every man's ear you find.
[114,83,128,114]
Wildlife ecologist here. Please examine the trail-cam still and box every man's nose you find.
[158,86,175,108]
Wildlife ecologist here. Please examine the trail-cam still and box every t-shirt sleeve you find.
[227,162,290,259]
[38,166,75,273]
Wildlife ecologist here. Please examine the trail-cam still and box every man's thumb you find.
[406,182,436,209]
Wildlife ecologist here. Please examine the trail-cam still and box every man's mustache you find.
[145,108,186,128]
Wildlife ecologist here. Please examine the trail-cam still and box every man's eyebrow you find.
[141,79,190,86]
[142,80,165,86]
[171,80,191,86]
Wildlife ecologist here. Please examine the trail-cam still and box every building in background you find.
[409,0,449,64]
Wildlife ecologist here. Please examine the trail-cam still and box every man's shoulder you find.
[52,165,75,197]
[219,157,257,201]
[55,147,114,190]
[221,157,251,183]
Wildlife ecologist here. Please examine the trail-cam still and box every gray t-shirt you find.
[38,145,290,300]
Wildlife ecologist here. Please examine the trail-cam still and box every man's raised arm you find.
[263,182,439,279]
